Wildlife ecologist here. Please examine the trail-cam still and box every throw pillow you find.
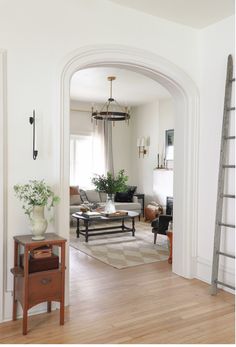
[115,186,137,203]
[70,186,79,195]
[70,194,82,206]
[79,189,89,204]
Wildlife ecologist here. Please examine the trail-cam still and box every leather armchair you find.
[151,214,172,244]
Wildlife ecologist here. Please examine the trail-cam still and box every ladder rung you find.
[224,136,235,140]
[227,107,235,111]
[217,251,235,259]
[230,78,235,82]
[222,194,235,199]
[215,281,235,291]
[218,222,235,228]
[222,165,235,168]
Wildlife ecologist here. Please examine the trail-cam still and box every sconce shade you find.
[137,138,141,147]
[140,137,145,147]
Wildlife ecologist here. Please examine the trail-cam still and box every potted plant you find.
[91,170,128,213]
[14,180,60,240]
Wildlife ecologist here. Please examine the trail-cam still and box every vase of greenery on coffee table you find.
[92,169,128,214]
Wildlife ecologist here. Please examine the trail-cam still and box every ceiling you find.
[108,0,235,28]
[70,67,171,106]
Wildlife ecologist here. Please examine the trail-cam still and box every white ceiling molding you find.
[108,0,235,28]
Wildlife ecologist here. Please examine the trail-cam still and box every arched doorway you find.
[57,45,199,303]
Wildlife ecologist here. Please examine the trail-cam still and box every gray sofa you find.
[70,187,141,221]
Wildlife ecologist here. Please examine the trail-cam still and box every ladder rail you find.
[211,55,235,295]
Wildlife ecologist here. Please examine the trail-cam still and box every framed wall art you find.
[165,129,174,161]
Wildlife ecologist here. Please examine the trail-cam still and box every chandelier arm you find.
[113,99,129,113]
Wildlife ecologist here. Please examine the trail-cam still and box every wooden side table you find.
[166,230,173,264]
[134,193,145,217]
[11,233,67,335]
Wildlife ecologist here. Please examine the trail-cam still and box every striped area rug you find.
[70,221,169,269]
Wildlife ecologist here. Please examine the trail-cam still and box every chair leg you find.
[154,232,157,244]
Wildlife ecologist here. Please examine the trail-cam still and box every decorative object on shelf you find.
[92,169,128,213]
[29,109,38,160]
[91,76,130,125]
[14,180,60,240]
[137,136,150,158]
[156,152,167,169]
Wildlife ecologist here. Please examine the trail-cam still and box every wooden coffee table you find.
[72,211,139,242]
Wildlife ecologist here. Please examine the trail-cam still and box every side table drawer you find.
[28,271,62,306]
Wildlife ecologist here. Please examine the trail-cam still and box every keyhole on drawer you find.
[41,278,52,285]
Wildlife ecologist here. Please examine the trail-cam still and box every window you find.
[70,134,93,189]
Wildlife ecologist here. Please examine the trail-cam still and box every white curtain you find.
[70,135,93,189]
[92,119,114,176]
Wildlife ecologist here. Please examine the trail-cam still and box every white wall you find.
[130,100,160,203]
[70,100,93,135]
[197,16,235,287]
[0,0,234,322]
[130,99,174,205]
[112,121,132,179]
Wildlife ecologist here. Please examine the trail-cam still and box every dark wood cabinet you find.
[11,233,67,335]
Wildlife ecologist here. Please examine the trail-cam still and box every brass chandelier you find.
[91,76,131,124]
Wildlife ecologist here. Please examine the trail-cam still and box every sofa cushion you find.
[114,202,141,211]
[115,186,137,203]
[85,190,101,203]
[70,194,82,205]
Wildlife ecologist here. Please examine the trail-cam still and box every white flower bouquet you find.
[14,180,60,216]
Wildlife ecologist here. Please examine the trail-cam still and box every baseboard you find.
[196,256,235,294]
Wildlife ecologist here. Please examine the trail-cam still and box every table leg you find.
[132,217,135,236]
[47,301,52,313]
[12,277,17,321]
[60,243,65,325]
[13,240,18,321]
[166,231,173,264]
[85,221,89,242]
[76,218,80,238]
[22,245,29,335]
[22,308,28,335]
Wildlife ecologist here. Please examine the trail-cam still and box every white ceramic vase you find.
[105,194,116,214]
[30,205,48,240]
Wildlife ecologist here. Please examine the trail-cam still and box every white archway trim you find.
[0,49,7,323]
[58,45,200,293]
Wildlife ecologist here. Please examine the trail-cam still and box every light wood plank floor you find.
[0,246,235,344]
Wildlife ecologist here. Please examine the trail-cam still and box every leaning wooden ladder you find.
[211,54,235,295]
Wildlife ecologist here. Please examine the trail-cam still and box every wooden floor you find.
[0,247,235,344]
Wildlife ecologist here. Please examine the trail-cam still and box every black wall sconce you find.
[29,110,38,160]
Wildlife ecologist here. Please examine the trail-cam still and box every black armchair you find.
[151,214,172,244]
